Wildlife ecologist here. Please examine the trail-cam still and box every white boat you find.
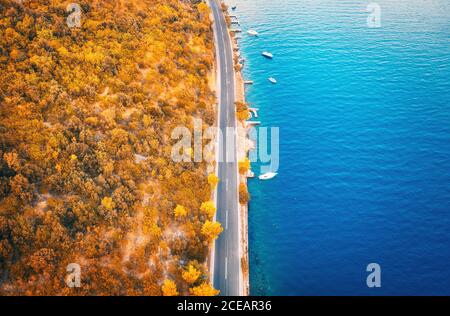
[247,29,259,36]
[268,77,277,84]
[258,172,278,180]
[262,51,273,59]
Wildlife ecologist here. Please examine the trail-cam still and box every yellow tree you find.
[101,197,114,210]
[182,264,201,284]
[201,221,223,241]
[207,173,219,189]
[189,282,219,296]
[238,158,251,174]
[239,183,250,204]
[174,205,187,218]
[162,279,179,296]
[198,2,210,19]
[150,224,162,238]
[236,102,249,122]
[200,201,216,219]
[237,109,249,121]
[4,152,19,171]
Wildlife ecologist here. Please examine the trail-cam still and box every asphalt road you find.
[210,0,240,296]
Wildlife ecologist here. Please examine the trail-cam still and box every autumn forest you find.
[0,0,222,295]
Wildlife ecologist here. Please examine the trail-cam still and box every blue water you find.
[227,0,450,295]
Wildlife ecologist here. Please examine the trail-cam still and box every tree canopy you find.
[0,0,220,295]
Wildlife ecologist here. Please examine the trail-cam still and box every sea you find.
[226,0,450,295]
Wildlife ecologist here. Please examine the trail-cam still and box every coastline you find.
[228,9,251,297]
[235,67,251,296]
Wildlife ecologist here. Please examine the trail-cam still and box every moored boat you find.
[259,172,278,180]
[262,51,273,59]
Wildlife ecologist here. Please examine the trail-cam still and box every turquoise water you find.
[228,0,450,295]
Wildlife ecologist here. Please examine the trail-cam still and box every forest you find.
[0,0,221,295]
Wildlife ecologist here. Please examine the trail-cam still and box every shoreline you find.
[228,8,251,297]
[235,68,251,296]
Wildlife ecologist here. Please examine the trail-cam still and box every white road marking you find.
[225,257,228,280]
[226,210,228,229]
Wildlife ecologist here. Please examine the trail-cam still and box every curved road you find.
[209,0,241,296]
